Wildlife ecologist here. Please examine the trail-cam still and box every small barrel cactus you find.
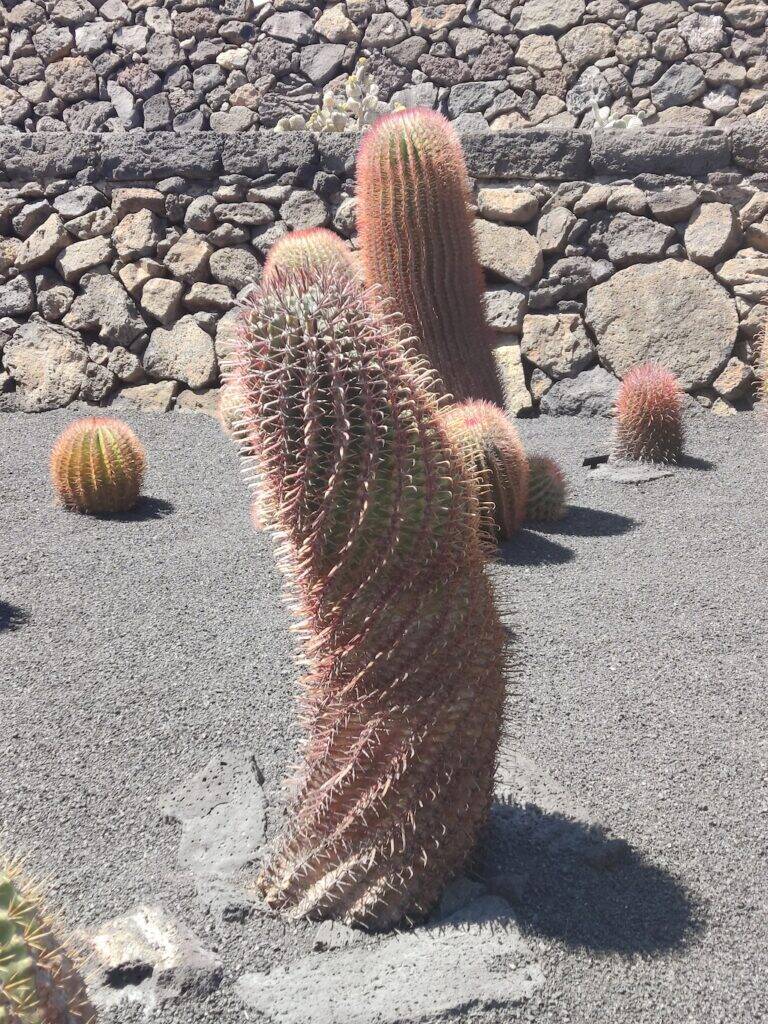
[233,267,506,930]
[527,456,568,522]
[0,858,95,1024]
[50,416,145,515]
[614,364,683,464]
[357,108,503,406]
[758,327,768,404]
[262,228,360,287]
[439,400,529,543]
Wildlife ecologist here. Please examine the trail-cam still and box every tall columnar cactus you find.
[357,108,503,407]
[50,416,145,515]
[262,228,360,287]
[233,267,506,929]
[527,456,568,522]
[613,364,684,464]
[0,858,95,1024]
[440,400,529,543]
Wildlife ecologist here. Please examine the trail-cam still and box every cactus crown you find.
[357,108,502,406]
[234,267,506,928]
[614,363,684,464]
[440,400,530,542]
[50,416,145,515]
[527,455,568,522]
[262,228,360,288]
[0,858,94,1024]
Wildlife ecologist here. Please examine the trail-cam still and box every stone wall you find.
[0,124,766,415]
[0,0,766,135]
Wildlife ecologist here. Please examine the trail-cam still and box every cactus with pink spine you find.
[613,364,684,464]
[527,456,568,522]
[232,266,506,929]
[357,108,503,406]
[262,228,360,287]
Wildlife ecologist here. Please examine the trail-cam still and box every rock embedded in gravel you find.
[585,259,738,389]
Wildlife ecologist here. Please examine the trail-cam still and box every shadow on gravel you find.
[113,497,176,521]
[531,505,637,539]
[497,531,575,566]
[678,454,715,471]
[479,803,702,956]
[0,601,29,632]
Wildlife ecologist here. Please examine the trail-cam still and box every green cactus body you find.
[234,268,506,929]
[440,400,529,543]
[0,862,94,1024]
[357,109,503,407]
[527,456,568,522]
[50,416,145,515]
[262,228,360,288]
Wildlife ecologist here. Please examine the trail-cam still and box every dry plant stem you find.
[234,269,506,929]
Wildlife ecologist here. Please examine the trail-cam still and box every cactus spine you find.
[440,400,529,542]
[527,456,568,522]
[0,858,94,1024]
[357,109,503,406]
[262,228,360,288]
[613,364,683,464]
[234,267,506,929]
[50,416,145,515]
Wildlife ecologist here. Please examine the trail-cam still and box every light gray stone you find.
[536,207,576,254]
[539,365,619,417]
[65,208,117,241]
[484,287,526,333]
[139,277,183,326]
[87,905,223,1012]
[476,188,538,225]
[164,232,213,283]
[678,13,726,52]
[521,313,596,379]
[557,24,615,70]
[474,221,543,286]
[111,380,177,412]
[650,64,706,110]
[3,316,87,409]
[493,343,533,416]
[209,247,261,290]
[107,345,143,383]
[0,275,35,317]
[516,0,585,34]
[63,269,145,347]
[55,236,112,283]
[280,191,329,230]
[15,214,70,272]
[237,896,543,1024]
[113,209,162,260]
[585,259,738,389]
[684,203,741,268]
[144,318,217,388]
[52,185,105,220]
[183,282,235,313]
[605,213,676,267]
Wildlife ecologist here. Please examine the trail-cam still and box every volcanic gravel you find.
[1,405,766,1024]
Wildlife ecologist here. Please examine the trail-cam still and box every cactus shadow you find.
[0,602,29,632]
[529,505,637,539]
[477,802,702,955]
[113,497,176,522]
[497,530,575,566]
[678,454,715,471]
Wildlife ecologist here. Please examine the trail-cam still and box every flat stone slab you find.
[237,896,544,1024]
[86,904,223,1011]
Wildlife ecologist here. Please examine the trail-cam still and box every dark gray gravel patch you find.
[1,407,766,1024]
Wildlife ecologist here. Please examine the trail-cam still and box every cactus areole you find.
[0,860,95,1024]
[234,268,506,929]
[357,108,503,407]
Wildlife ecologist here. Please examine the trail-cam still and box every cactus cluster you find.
[357,109,502,406]
[613,364,684,464]
[50,416,145,515]
[0,858,94,1024]
[276,58,403,134]
[527,456,568,522]
[440,400,529,543]
[233,267,506,929]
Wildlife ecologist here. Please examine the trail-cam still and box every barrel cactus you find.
[440,400,529,543]
[0,858,95,1024]
[357,108,502,406]
[233,266,506,929]
[527,456,568,522]
[758,327,768,404]
[50,416,145,515]
[613,364,683,464]
[262,228,360,287]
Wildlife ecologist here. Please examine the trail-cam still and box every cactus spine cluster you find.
[440,400,529,542]
[613,364,684,464]
[0,859,94,1024]
[262,228,360,287]
[357,108,503,407]
[527,456,568,522]
[234,267,506,929]
[50,416,145,515]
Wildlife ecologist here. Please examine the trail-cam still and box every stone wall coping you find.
[0,124,765,185]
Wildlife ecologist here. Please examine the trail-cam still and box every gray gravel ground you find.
[1,405,767,1024]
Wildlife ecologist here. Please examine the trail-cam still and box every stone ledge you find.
[1,127,762,184]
